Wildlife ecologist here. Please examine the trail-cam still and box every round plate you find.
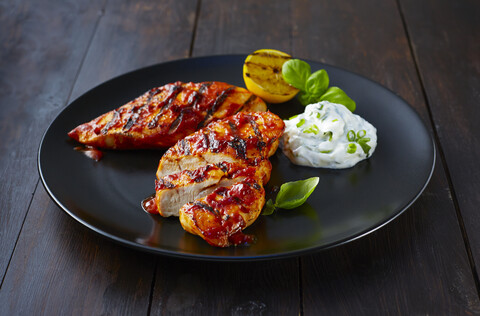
[38,55,435,261]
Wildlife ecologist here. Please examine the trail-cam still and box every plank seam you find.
[65,0,108,104]
[188,0,202,57]
[299,257,304,316]
[0,179,40,290]
[147,257,158,316]
[0,0,107,292]
[395,0,480,299]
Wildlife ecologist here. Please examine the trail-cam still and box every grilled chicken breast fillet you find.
[152,111,285,247]
[179,177,265,247]
[155,160,272,217]
[157,111,284,178]
[68,81,266,149]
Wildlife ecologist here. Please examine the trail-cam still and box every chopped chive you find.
[320,150,332,154]
[289,114,298,120]
[324,131,333,141]
[303,124,319,135]
[357,129,366,139]
[332,119,338,122]
[347,143,357,154]
[316,112,321,119]
[296,118,305,127]
[347,130,355,142]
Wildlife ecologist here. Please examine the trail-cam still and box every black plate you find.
[38,55,435,261]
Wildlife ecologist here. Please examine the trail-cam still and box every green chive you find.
[357,130,366,139]
[347,130,355,142]
[347,143,357,154]
[324,131,333,141]
[296,118,305,127]
[320,150,332,154]
[289,114,298,120]
[332,119,338,122]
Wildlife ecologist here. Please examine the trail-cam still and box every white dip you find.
[281,101,377,169]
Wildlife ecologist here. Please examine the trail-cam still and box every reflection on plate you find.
[38,55,435,261]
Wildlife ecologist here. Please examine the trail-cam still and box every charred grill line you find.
[123,87,162,131]
[247,118,267,155]
[197,86,235,129]
[168,111,183,134]
[155,178,175,190]
[194,202,219,216]
[235,94,256,114]
[229,137,247,160]
[101,110,120,135]
[179,139,191,155]
[148,84,183,129]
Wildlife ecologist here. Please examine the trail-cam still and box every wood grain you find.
[151,258,299,315]
[0,0,198,313]
[399,0,480,279]
[0,186,154,314]
[0,0,105,284]
[290,0,480,313]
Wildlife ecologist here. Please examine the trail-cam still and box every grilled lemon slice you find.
[243,49,299,104]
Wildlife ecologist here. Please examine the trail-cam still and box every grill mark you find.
[179,138,191,155]
[148,84,183,129]
[168,111,183,134]
[197,86,235,129]
[228,137,247,160]
[252,183,261,190]
[101,110,120,135]
[122,87,162,132]
[228,121,236,131]
[247,118,267,154]
[155,178,175,190]
[193,201,219,216]
[251,52,291,59]
[235,94,256,114]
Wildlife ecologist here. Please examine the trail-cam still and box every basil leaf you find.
[298,91,319,106]
[320,87,356,112]
[282,59,311,91]
[305,69,329,96]
[275,177,320,209]
[262,199,276,215]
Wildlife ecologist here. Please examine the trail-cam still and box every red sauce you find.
[228,231,256,246]
[141,195,158,214]
[74,145,103,161]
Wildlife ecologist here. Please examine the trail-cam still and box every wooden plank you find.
[0,0,104,285]
[148,1,301,315]
[151,258,299,315]
[0,0,198,313]
[290,0,480,314]
[399,0,480,277]
[0,186,155,314]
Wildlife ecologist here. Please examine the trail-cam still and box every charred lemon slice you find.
[243,49,299,104]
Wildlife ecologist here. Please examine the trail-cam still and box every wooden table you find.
[1,0,479,314]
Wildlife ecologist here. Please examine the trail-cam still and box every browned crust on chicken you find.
[68,81,266,149]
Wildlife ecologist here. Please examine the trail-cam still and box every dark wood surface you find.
[1,0,479,314]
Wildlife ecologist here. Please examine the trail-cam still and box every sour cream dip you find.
[281,101,377,169]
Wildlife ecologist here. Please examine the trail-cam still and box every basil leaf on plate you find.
[275,177,320,209]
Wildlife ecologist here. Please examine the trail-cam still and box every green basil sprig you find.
[282,59,356,112]
[262,177,320,215]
